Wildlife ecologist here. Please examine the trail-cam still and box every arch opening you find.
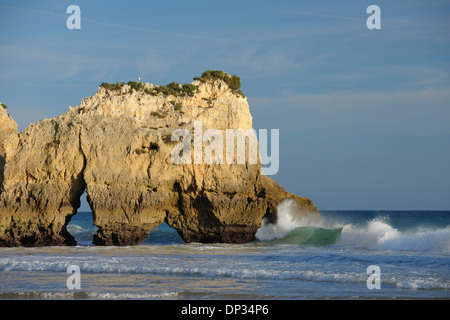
[66,190,97,246]
[143,221,184,245]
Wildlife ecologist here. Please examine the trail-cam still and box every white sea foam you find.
[337,219,400,249]
[255,200,450,253]
[395,278,449,290]
[0,290,180,300]
[86,291,180,299]
[0,253,356,283]
[1,207,449,298]
[4,258,447,290]
[255,199,324,240]
[337,219,450,253]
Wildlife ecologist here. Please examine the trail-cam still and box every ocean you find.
[0,201,449,300]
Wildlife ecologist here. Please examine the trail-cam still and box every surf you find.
[255,199,342,246]
[337,219,450,252]
[255,200,450,252]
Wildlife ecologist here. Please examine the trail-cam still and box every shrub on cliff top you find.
[153,82,198,97]
[100,82,125,91]
[99,70,244,98]
[194,70,244,97]
[128,81,144,92]
[1,103,7,110]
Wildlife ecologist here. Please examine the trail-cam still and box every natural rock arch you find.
[0,73,318,247]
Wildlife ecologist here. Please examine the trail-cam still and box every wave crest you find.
[256,200,450,252]
[255,199,341,245]
[338,219,450,252]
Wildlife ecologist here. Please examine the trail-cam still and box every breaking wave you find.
[255,199,327,242]
[255,199,450,253]
[337,219,450,252]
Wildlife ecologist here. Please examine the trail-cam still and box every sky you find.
[0,0,449,210]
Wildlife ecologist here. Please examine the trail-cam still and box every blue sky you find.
[0,0,449,210]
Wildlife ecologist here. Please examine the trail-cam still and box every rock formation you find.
[0,71,318,246]
[0,102,18,195]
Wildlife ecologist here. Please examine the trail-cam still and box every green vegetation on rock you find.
[194,70,243,97]
[100,82,125,92]
[99,70,245,98]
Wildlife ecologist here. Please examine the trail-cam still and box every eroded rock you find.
[0,102,18,191]
[0,72,318,246]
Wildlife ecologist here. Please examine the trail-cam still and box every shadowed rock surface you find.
[0,72,318,246]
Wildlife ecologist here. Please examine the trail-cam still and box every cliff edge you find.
[0,102,17,194]
[0,71,318,246]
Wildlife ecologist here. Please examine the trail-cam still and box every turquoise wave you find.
[270,227,343,246]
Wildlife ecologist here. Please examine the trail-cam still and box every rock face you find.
[0,72,318,246]
[0,102,18,195]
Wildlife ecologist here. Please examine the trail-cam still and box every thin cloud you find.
[0,43,115,81]
[0,4,66,18]
[226,48,302,76]
[249,87,450,135]
[0,4,235,43]
[288,11,363,22]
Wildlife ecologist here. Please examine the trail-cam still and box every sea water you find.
[0,201,449,299]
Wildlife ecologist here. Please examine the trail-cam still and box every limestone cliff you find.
[0,72,318,246]
[0,102,18,194]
